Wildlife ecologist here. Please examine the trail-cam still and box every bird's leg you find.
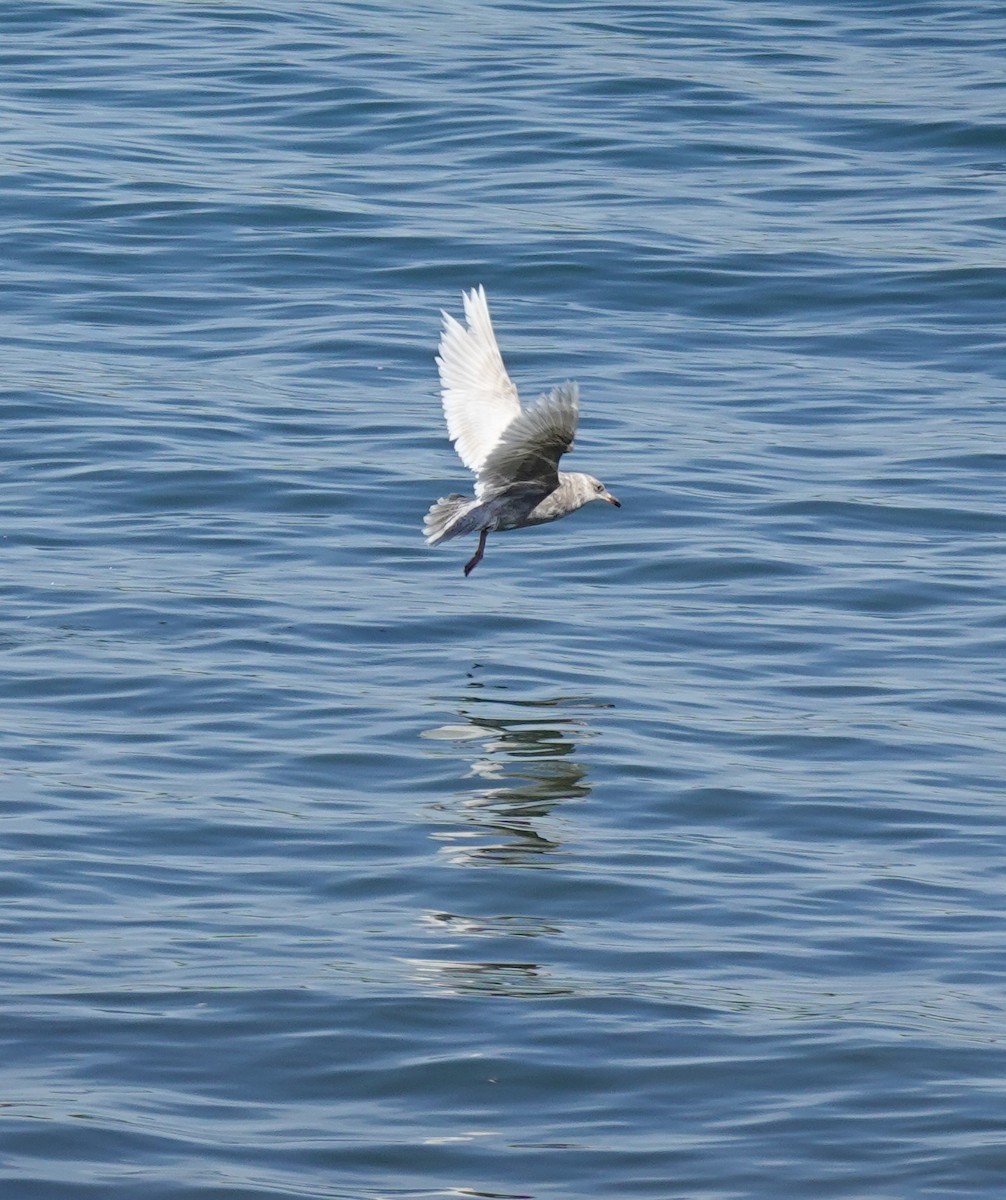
[464,529,488,577]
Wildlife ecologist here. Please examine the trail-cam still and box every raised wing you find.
[436,285,522,475]
[476,382,579,497]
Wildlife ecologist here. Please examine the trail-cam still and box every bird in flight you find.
[424,286,620,576]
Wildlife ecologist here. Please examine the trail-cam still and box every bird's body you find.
[424,286,619,575]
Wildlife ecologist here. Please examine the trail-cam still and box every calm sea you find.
[4,2,1006,1197]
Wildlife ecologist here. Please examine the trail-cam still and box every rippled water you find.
[4,2,1006,1198]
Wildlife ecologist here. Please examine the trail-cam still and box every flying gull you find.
[424,286,620,576]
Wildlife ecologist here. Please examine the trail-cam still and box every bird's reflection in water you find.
[422,682,607,867]
[415,680,611,997]
[409,911,574,997]
[408,951,573,999]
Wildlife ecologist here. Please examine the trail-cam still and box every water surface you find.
[3,2,1006,1197]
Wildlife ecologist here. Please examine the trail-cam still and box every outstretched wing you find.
[436,285,522,476]
[476,382,579,497]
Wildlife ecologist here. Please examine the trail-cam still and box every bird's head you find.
[583,474,621,508]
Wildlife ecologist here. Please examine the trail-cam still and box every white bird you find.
[424,286,620,576]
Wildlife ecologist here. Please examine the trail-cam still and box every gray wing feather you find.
[476,382,579,496]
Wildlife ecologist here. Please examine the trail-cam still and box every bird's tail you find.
[424,494,477,545]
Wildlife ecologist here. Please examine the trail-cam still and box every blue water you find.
[4,3,1006,1197]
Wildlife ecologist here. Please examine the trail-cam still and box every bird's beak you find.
[605,491,621,508]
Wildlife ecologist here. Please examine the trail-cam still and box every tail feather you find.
[424,494,474,545]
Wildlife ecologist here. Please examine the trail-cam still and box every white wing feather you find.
[436,285,522,476]
[476,383,579,497]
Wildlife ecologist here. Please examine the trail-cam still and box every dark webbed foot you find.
[464,529,488,576]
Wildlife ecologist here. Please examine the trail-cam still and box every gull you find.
[423,286,620,576]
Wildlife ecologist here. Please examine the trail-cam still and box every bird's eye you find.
[594,483,603,493]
